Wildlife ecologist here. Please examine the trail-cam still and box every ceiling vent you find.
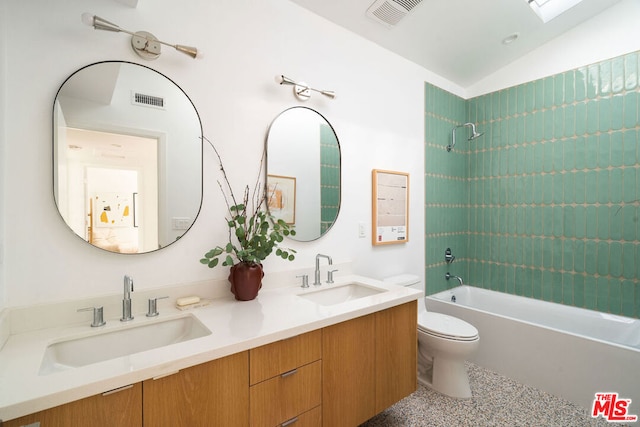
[131,92,165,109]
[366,0,424,28]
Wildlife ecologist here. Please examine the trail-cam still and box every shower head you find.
[468,124,484,141]
[463,123,484,141]
[446,123,483,152]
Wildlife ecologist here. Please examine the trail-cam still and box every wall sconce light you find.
[275,75,336,101]
[81,13,201,60]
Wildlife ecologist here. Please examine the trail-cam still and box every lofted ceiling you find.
[288,0,622,89]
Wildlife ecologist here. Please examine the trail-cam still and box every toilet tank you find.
[383,274,423,295]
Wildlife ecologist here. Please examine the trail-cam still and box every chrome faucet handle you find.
[445,248,455,264]
[327,269,339,284]
[78,306,106,327]
[296,274,309,288]
[146,296,169,317]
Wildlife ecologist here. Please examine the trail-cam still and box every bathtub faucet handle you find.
[445,248,455,264]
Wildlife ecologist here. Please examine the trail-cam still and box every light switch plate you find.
[358,222,367,238]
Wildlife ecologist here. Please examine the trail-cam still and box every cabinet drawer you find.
[280,405,322,427]
[250,360,322,427]
[250,329,321,385]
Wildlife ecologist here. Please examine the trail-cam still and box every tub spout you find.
[445,272,464,286]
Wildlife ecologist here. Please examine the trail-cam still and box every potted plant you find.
[200,137,296,301]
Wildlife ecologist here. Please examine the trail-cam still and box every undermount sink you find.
[297,282,387,306]
[39,314,211,375]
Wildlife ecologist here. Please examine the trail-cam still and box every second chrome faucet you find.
[121,275,134,322]
[314,254,332,286]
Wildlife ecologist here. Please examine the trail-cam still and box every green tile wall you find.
[320,123,340,234]
[425,51,640,318]
[424,84,469,295]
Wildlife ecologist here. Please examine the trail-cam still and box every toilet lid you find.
[418,312,478,341]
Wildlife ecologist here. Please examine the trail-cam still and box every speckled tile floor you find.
[360,363,630,427]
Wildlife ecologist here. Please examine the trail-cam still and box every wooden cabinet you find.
[322,301,417,427]
[250,330,322,427]
[322,313,376,427]
[5,301,416,427]
[375,301,418,413]
[143,351,249,427]
[3,383,142,427]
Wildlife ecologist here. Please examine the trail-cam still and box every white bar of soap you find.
[176,296,201,306]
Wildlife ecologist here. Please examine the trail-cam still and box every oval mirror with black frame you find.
[266,106,341,242]
[53,61,203,254]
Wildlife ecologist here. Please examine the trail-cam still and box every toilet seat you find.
[418,312,478,341]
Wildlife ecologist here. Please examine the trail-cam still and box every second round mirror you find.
[266,107,341,241]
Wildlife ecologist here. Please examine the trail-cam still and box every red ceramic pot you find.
[228,262,264,301]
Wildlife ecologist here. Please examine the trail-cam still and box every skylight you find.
[527,0,585,23]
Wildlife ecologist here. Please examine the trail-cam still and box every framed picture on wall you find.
[372,169,409,246]
[267,174,296,224]
[93,192,134,228]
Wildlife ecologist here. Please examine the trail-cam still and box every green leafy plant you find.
[200,137,296,268]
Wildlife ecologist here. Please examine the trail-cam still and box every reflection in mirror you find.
[266,107,341,241]
[53,61,202,253]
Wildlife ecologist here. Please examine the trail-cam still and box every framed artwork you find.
[267,174,296,224]
[93,192,134,228]
[372,169,409,245]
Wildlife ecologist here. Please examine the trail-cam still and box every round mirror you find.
[53,61,202,253]
[266,107,341,241]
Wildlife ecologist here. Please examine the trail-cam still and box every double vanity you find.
[0,275,421,426]
[3,60,422,426]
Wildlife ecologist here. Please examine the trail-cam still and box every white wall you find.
[1,0,443,306]
[0,0,6,312]
[467,0,640,97]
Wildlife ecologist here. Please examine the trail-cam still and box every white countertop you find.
[0,275,421,422]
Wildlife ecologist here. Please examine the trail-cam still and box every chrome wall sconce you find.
[81,13,201,60]
[275,75,336,101]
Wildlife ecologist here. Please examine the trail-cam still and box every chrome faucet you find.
[314,254,332,286]
[445,272,464,286]
[121,275,134,322]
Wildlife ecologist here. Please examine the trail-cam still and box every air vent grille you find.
[372,3,406,26]
[394,0,423,11]
[132,92,165,109]
[366,0,425,28]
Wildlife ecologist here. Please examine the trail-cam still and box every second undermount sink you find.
[39,314,211,375]
[297,282,387,306]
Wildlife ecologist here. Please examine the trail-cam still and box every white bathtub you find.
[426,286,640,411]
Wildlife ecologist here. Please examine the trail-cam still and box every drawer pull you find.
[281,368,298,378]
[281,416,299,426]
[102,384,133,396]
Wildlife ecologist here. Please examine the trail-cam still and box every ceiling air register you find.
[366,0,425,28]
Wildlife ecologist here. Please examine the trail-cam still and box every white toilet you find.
[384,274,479,399]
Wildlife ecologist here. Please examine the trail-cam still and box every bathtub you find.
[425,286,640,411]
